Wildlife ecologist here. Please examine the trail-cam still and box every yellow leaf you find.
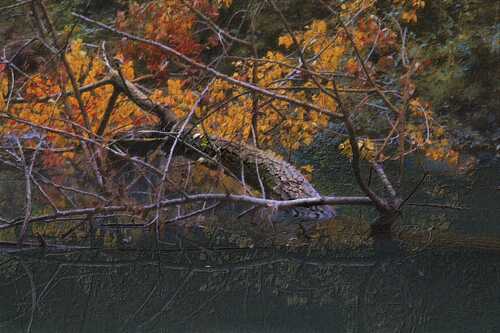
[217,0,232,7]
[345,58,358,74]
[278,35,294,49]
[401,10,417,23]
[300,164,314,174]
[310,20,327,34]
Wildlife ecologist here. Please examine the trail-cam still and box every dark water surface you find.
[0,153,499,332]
[1,242,500,333]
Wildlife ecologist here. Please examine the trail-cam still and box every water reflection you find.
[1,240,499,333]
[0,154,498,332]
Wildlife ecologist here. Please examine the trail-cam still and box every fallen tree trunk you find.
[109,69,340,223]
[68,12,404,228]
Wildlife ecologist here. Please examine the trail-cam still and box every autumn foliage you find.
[0,0,461,236]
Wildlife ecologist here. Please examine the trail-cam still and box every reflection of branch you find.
[175,271,231,325]
[20,260,36,333]
[140,270,194,329]
[36,264,63,305]
[8,249,376,271]
[121,282,159,331]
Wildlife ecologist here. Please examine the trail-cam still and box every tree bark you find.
[110,70,337,223]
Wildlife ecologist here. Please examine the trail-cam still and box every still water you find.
[1,242,500,333]
[0,149,499,332]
